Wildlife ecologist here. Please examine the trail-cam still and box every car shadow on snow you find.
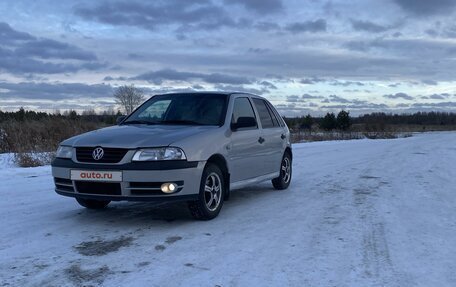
[61,182,279,226]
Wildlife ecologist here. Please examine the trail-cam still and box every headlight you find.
[56,146,73,159]
[132,147,186,161]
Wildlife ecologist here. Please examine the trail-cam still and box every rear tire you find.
[272,152,292,190]
[188,164,225,220]
[76,198,110,209]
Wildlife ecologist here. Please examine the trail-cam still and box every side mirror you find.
[231,117,257,131]
[116,115,126,125]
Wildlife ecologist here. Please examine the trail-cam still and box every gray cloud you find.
[328,95,351,103]
[321,103,389,110]
[344,38,456,69]
[15,38,97,61]
[0,22,35,43]
[192,84,204,90]
[443,25,456,38]
[319,95,373,107]
[286,94,323,103]
[213,84,266,95]
[384,92,414,100]
[330,80,365,87]
[0,51,103,74]
[225,0,283,14]
[254,21,281,31]
[426,29,439,37]
[393,0,456,15]
[302,94,324,99]
[350,20,392,33]
[286,95,301,103]
[132,69,254,85]
[0,81,113,100]
[0,22,101,75]
[285,19,327,34]
[75,1,239,31]
[421,79,438,85]
[300,77,325,84]
[258,80,277,89]
[97,38,453,82]
[103,76,127,81]
[321,103,390,113]
[411,101,456,108]
[421,93,451,100]
[248,47,271,54]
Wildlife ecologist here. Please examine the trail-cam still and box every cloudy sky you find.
[1,0,456,116]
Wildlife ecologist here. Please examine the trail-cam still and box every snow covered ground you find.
[1,132,456,287]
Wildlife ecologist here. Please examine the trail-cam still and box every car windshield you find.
[122,93,228,126]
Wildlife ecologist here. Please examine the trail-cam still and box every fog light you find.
[161,183,177,193]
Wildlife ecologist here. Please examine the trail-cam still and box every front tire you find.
[76,198,110,209]
[272,152,292,190]
[188,164,225,220]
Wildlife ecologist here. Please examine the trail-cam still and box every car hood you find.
[62,124,218,148]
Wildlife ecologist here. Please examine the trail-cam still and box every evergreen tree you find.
[300,114,313,130]
[320,112,337,131]
[337,110,351,130]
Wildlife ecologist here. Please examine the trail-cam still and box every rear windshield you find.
[123,93,228,126]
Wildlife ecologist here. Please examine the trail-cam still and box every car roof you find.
[155,91,266,100]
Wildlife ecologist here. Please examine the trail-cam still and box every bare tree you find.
[114,85,145,114]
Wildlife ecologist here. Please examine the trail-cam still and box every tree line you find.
[3,108,455,131]
[0,108,121,125]
[283,111,456,131]
[284,110,352,131]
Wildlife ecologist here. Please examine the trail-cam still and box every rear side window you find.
[265,101,284,127]
[252,98,277,128]
[232,97,257,128]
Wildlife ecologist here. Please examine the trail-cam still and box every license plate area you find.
[70,170,122,182]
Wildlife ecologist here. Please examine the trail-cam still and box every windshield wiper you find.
[122,120,159,125]
[160,120,205,125]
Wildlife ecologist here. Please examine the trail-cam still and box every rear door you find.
[251,98,284,175]
[228,97,264,182]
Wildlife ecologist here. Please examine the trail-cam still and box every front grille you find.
[76,147,128,163]
[75,181,122,195]
[55,177,74,192]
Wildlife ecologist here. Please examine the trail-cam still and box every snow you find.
[1,132,456,286]
[0,153,15,169]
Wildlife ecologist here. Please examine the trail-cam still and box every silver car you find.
[52,92,292,220]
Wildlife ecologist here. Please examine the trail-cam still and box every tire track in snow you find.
[352,142,414,286]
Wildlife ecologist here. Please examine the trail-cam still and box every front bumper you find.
[51,158,204,202]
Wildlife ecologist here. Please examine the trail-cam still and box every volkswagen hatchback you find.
[52,92,292,220]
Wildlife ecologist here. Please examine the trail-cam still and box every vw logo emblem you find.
[92,147,104,160]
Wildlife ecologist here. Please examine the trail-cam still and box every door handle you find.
[258,137,265,144]
[281,134,286,140]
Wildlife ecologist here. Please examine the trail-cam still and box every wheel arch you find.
[206,154,231,200]
[285,147,292,160]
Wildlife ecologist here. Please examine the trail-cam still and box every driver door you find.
[228,97,264,183]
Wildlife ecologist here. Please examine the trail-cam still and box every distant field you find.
[1,116,456,165]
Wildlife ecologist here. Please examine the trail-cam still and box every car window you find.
[137,100,171,120]
[265,101,280,127]
[269,102,285,127]
[252,98,275,128]
[232,97,257,128]
[265,100,284,127]
[124,94,228,126]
